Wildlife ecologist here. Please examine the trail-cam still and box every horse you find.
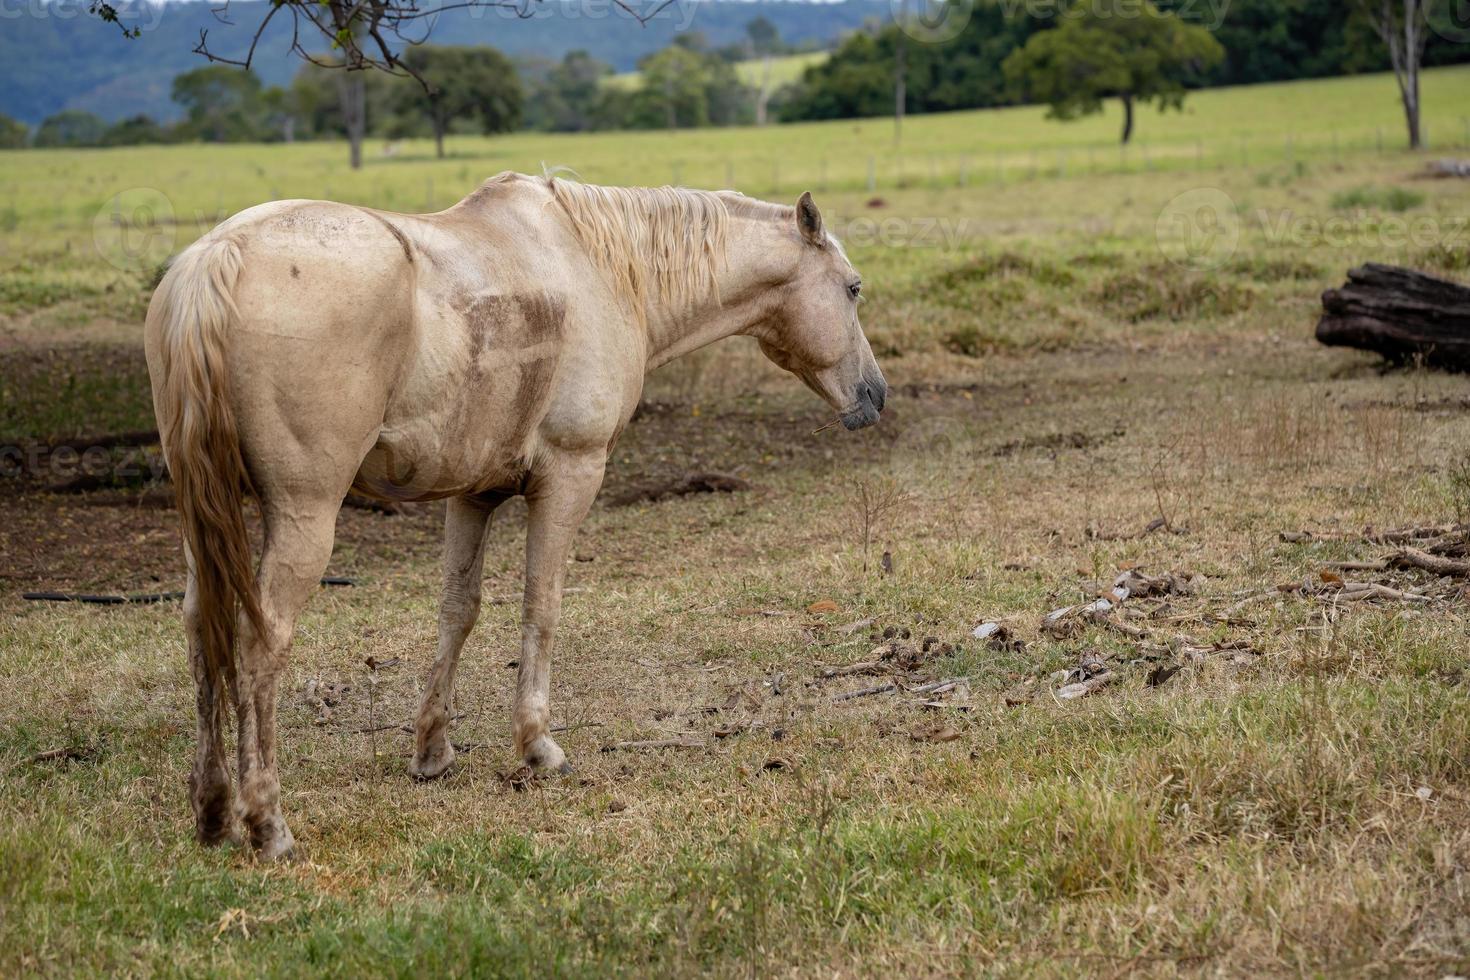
[145,173,887,860]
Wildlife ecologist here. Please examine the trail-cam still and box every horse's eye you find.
[847,281,862,300]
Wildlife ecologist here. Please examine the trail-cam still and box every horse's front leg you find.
[514,451,606,773]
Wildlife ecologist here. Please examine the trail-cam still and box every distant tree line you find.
[779,0,1470,124]
[4,2,1466,151]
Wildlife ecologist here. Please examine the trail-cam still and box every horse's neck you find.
[643,217,786,372]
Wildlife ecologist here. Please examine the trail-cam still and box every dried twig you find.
[600,737,705,753]
[831,682,898,703]
[818,660,885,678]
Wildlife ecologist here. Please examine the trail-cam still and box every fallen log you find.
[1389,546,1470,577]
[1316,263,1470,370]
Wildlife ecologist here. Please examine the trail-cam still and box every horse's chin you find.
[841,404,881,430]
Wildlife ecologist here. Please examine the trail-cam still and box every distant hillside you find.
[0,0,887,124]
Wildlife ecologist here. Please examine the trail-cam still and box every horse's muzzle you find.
[841,377,887,431]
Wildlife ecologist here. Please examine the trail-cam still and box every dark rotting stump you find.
[1316,263,1470,370]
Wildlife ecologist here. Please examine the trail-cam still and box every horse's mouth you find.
[840,379,886,430]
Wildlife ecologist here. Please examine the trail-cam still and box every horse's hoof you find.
[409,742,456,781]
[254,829,297,864]
[523,734,568,774]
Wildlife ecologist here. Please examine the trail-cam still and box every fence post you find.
[958,155,969,187]
[725,160,735,189]
[820,158,828,192]
[867,156,876,194]
[672,161,682,186]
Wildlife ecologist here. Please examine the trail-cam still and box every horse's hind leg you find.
[235,496,339,861]
[411,493,505,780]
[184,546,237,846]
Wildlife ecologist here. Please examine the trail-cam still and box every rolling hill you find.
[0,0,886,125]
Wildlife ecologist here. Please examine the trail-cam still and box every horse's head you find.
[757,192,887,431]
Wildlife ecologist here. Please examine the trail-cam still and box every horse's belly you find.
[350,290,581,501]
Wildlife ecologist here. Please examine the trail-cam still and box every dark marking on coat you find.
[360,209,415,264]
[290,265,300,279]
[450,291,568,484]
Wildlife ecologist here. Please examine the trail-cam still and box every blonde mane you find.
[545,177,730,317]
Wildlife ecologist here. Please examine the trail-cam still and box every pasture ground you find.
[3,68,1470,976]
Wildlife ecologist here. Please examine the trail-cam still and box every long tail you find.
[152,235,264,699]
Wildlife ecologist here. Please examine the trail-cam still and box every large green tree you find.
[521,51,612,133]
[1003,0,1224,143]
[171,65,268,143]
[33,110,107,147]
[388,46,522,158]
[0,113,27,149]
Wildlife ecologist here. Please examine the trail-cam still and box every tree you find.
[640,45,717,130]
[172,66,267,143]
[88,0,669,92]
[389,46,522,158]
[1003,0,1224,143]
[1356,0,1448,148]
[102,114,167,146]
[522,51,613,133]
[746,16,784,126]
[0,113,27,149]
[780,8,1037,122]
[33,110,106,148]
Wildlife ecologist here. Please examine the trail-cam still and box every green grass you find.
[1330,184,1428,211]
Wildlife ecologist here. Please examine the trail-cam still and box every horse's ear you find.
[795,191,825,247]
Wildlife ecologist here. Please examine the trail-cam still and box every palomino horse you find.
[146,173,886,860]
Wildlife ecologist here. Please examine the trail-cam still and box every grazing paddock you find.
[3,67,1470,975]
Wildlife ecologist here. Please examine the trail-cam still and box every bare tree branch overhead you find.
[92,0,681,90]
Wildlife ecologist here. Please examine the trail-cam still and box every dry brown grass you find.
[3,149,1470,977]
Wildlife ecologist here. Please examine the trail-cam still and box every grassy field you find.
[3,68,1470,975]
